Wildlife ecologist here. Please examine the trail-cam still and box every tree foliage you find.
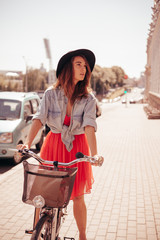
[0,74,20,91]
[0,69,48,92]
[111,66,125,87]
[91,65,127,95]
[23,68,48,92]
[0,64,127,95]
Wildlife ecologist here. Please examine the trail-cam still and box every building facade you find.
[145,0,160,112]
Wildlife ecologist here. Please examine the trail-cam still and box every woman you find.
[18,49,103,240]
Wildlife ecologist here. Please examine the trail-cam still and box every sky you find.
[0,0,153,78]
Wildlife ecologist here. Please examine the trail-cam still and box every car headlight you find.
[0,133,13,143]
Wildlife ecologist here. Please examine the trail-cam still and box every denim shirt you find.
[33,86,97,152]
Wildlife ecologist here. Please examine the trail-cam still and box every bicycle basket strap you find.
[26,170,69,178]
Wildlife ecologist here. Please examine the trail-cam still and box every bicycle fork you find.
[51,208,58,239]
[52,208,75,240]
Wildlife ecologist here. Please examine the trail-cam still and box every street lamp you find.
[43,38,54,85]
[23,56,28,92]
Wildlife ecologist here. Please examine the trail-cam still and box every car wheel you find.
[13,151,23,165]
[36,131,45,150]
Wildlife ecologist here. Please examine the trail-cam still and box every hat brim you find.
[56,49,95,78]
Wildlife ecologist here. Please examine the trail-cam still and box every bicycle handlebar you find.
[10,149,104,167]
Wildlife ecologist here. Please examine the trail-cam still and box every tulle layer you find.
[40,131,94,200]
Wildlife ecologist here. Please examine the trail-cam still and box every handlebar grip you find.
[76,152,84,158]
[18,148,29,155]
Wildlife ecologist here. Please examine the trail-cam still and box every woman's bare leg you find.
[73,195,87,240]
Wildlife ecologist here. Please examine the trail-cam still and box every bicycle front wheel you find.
[31,215,52,240]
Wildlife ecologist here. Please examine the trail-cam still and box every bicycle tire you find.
[30,215,52,240]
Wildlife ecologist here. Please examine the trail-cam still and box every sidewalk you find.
[0,103,160,240]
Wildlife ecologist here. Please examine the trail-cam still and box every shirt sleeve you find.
[33,90,49,125]
[82,94,97,131]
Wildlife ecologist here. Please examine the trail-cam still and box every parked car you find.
[96,99,102,118]
[36,90,44,100]
[121,99,126,104]
[0,92,45,164]
[36,90,50,134]
[129,98,136,104]
[129,96,144,104]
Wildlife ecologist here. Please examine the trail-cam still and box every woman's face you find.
[72,56,87,85]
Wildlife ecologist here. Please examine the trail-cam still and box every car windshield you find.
[0,99,21,120]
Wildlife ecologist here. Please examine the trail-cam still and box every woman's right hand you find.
[92,155,104,167]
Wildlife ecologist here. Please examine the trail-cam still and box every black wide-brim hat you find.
[56,49,96,78]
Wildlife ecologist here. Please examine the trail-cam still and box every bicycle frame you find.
[10,148,103,240]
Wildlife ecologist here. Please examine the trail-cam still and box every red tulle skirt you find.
[40,131,94,200]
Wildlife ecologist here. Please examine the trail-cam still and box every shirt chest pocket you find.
[48,110,61,123]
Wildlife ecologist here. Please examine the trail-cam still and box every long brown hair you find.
[54,55,91,104]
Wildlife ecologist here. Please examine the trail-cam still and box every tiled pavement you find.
[0,102,160,240]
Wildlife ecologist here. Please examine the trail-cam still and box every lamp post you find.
[43,38,54,85]
[23,56,28,92]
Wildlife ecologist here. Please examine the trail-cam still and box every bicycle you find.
[12,148,103,240]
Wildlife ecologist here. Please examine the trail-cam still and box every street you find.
[0,101,160,240]
[0,159,14,174]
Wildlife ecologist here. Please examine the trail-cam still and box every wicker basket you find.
[22,160,77,208]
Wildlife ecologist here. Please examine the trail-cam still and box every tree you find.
[111,66,125,87]
[102,67,116,88]
[0,63,127,94]
[23,68,48,92]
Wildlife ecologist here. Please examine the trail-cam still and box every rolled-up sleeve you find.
[33,91,49,125]
[82,94,97,131]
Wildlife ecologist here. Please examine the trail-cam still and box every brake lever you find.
[9,148,25,155]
